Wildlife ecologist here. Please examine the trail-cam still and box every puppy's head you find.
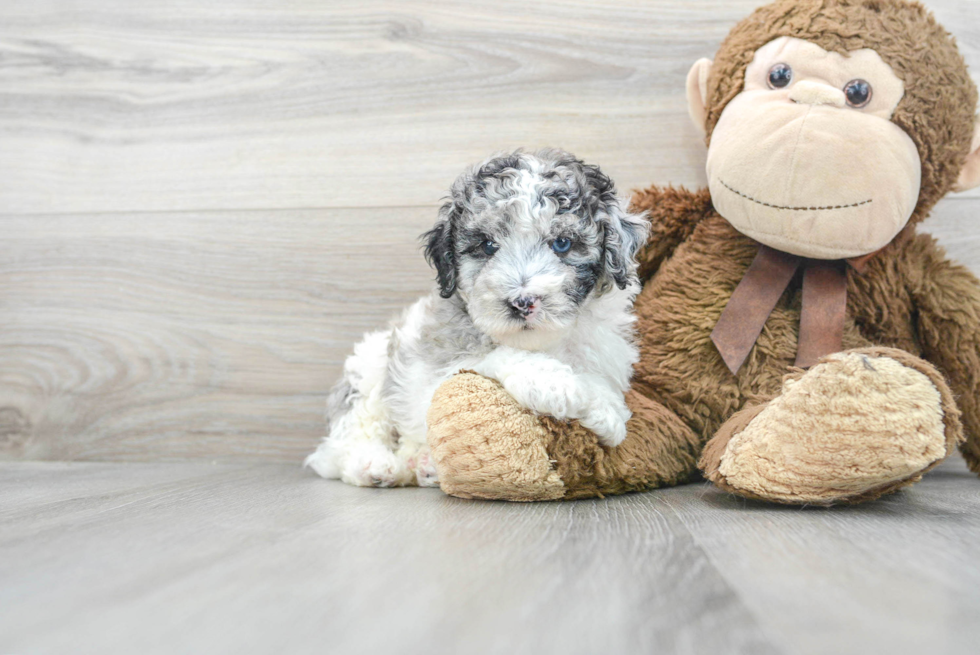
[423,149,649,349]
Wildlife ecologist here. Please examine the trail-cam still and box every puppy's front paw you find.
[413,451,440,488]
[581,403,630,448]
[341,441,412,487]
[403,446,439,487]
[502,364,579,419]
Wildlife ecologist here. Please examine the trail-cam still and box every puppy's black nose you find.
[510,296,537,317]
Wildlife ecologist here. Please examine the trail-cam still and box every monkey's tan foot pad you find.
[427,372,565,501]
[700,347,962,505]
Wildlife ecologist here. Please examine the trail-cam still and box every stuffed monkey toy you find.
[426,0,980,504]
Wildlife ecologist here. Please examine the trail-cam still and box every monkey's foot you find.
[700,348,962,505]
[427,372,565,501]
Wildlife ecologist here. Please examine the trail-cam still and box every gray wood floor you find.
[2,456,979,655]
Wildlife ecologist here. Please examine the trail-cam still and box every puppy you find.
[306,149,649,487]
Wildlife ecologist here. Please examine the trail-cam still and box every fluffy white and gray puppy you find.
[306,149,649,487]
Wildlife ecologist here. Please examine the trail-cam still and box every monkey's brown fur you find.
[427,0,980,503]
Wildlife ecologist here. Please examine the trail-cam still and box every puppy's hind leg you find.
[305,393,412,488]
[305,331,414,487]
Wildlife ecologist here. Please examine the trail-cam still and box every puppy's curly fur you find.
[306,149,649,487]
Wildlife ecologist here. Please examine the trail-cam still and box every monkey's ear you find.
[686,58,713,139]
[954,117,980,192]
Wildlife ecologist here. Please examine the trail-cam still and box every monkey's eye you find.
[767,63,793,89]
[843,79,873,108]
[481,239,499,256]
[551,237,572,254]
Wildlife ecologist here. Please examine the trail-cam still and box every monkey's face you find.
[703,37,921,259]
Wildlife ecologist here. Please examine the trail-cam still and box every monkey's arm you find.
[630,185,712,283]
[907,234,980,475]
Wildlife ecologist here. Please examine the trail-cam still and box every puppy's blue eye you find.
[482,239,499,256]
[551,237,572,254]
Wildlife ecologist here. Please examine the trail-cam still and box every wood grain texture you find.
[2,200,978,463]
[0,207,435,462]
[2,457,979,655]
[0,0,977,214]
[0,0,979,463]
[921,197,980,268]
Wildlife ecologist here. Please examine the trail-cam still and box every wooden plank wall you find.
[1,0,978,463]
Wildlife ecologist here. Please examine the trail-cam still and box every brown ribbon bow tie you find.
[711,244,874,375]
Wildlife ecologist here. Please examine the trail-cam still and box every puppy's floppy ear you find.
[422,202,458,298]
[581,164,650,290]
[601,200,649,289]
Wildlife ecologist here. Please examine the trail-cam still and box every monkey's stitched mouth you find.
[718,179,872,211]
